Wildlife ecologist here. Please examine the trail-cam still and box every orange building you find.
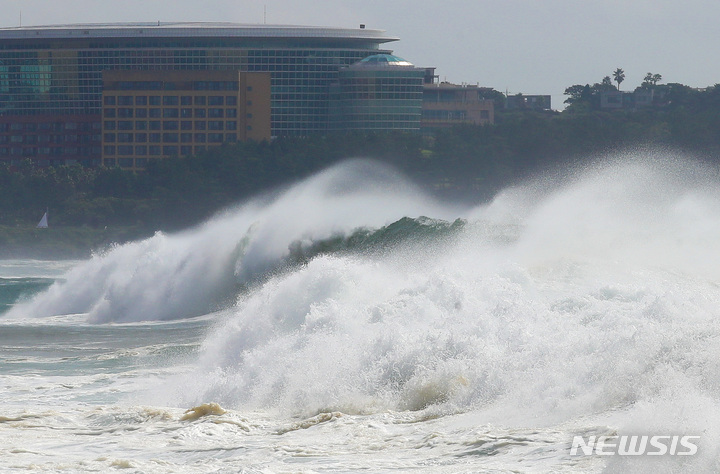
[101,70,270,169]
[421,83,494,134]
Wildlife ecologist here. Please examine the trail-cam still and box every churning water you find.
[2,155,720,472]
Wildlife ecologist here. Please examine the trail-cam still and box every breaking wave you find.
[3,160,457,323]
[6,152,720,471]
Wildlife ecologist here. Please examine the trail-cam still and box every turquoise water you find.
[0,278,53,313]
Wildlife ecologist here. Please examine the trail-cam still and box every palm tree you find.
[613,68,625,91]
[643,72,662,87]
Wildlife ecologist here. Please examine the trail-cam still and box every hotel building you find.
[0,22,398,166]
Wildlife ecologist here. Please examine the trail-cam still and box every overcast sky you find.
[2,0,719,110]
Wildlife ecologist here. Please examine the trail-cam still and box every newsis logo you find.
[570,435,700,456]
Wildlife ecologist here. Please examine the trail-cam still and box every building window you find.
[226,96,237,106]
[135,121,148,130]
[104,121,116,130]
[208,96,224,106]
[163,145,179,156]
[208,133,223,143]
[194,133,206,143]
[181,121,193,130]
[194,109,206,118]
[163,121,179,130]
[163,96,179,106]
[135,96,148,106]
[118,145,133,155]
[118,121,133,130]
[136,109,148,118]
[180,96,192,106]
[194,96,206,106]
[149,108,161,118]
[104,133,116,142]
[135,145,147,155]
[149,121,161,130]
[162,133,179,143]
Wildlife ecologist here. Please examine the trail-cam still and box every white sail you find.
[37,211,48,228]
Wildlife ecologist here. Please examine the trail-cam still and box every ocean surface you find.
[2,157,720,473]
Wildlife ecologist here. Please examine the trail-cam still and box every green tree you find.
[601,76,616,90]
[613,68,626,91]
[642,72,662,88]
[564,84,591,105]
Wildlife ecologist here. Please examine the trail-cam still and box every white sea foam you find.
[146,153,720,471]
[4,153,720,471]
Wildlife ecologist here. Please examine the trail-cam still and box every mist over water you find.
[5,160,454,323]
[5,152,720,471]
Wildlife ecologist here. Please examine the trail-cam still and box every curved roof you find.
[0,22,399,43]
[350,54,415,68]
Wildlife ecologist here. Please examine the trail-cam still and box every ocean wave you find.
[2,160,458,323]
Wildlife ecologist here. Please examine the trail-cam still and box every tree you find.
[642,72,662,88]
[597,76,617,92]
[613,68,625,91]
[564,84,591,105]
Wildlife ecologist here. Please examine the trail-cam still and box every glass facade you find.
[333,55,425,132]
[0,23,397,164]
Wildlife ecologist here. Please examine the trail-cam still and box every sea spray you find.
[4,160,455,323]
[4,153,720,471]
[139,154,720,471]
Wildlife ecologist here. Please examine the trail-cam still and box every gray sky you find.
[2,0,719,110]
